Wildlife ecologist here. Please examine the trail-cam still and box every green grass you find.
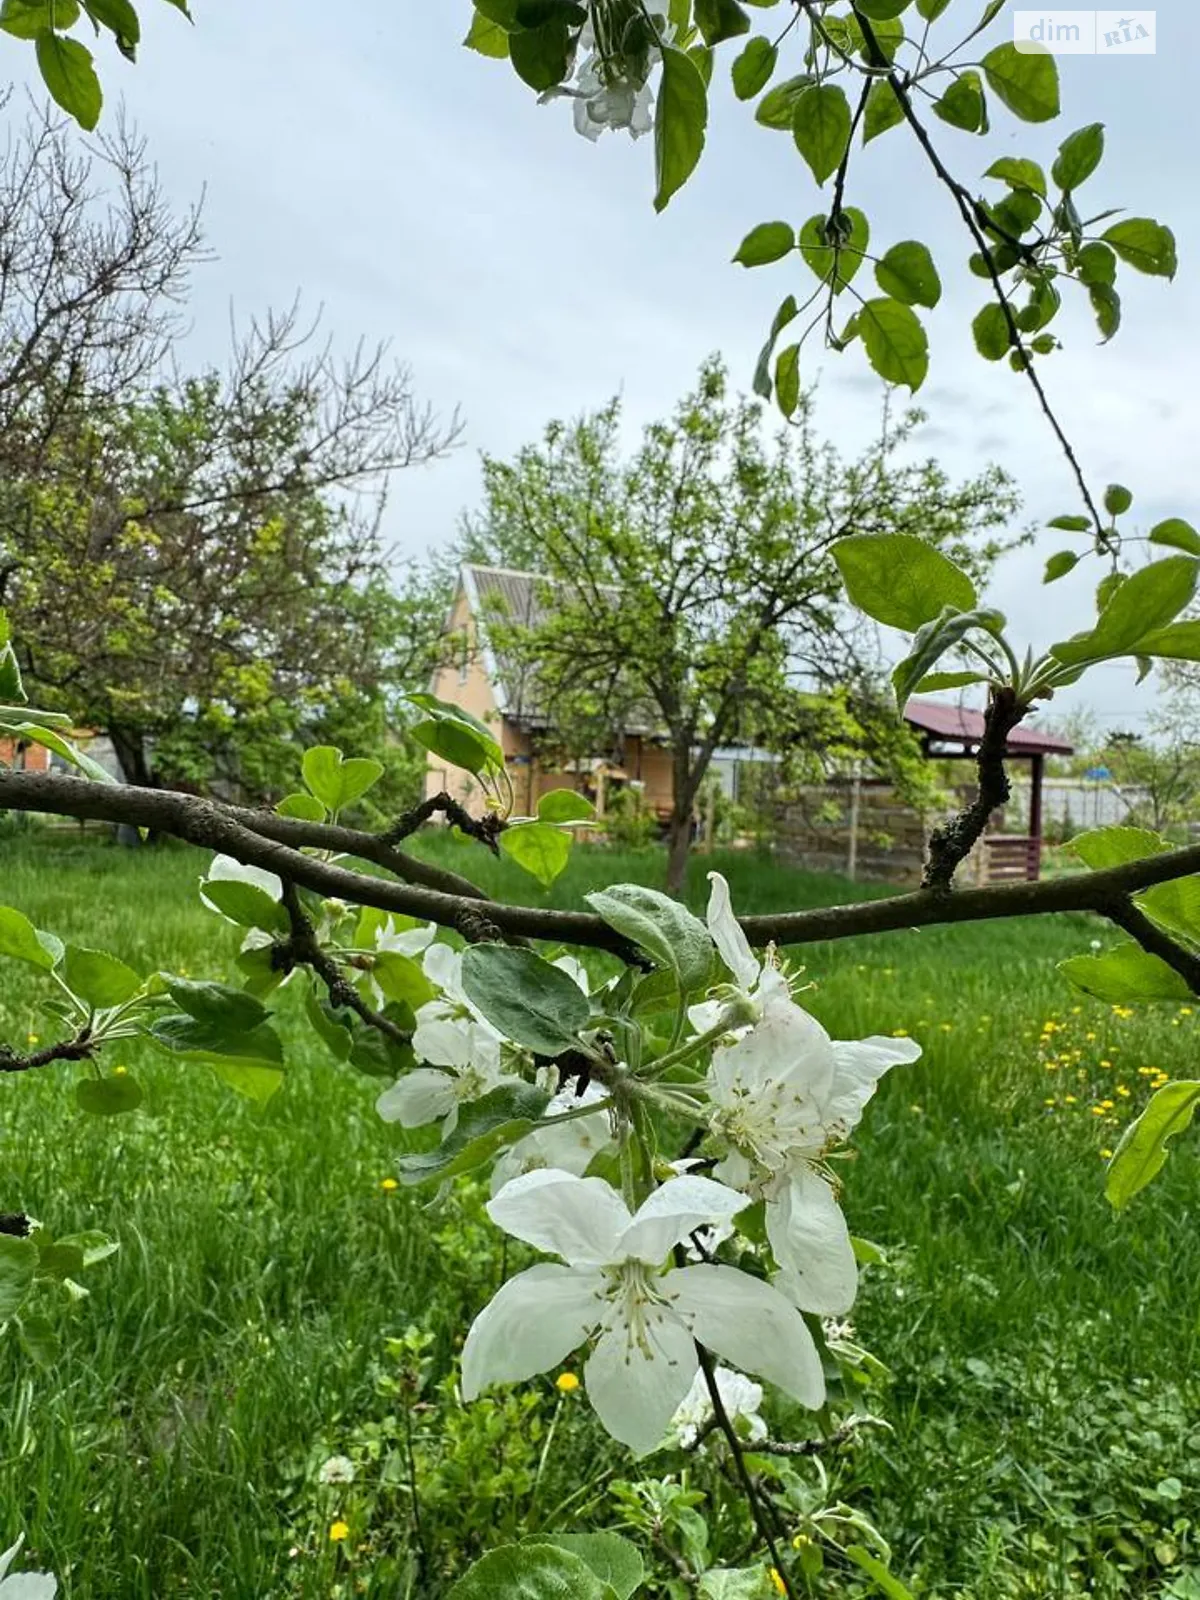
[0,832,1198,1597]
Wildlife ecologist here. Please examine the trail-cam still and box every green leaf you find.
[500,820,572,887]
[1048,514,1092,532]
[774,343,800,419]
[733,220,794,267]
[695,0,749,45]
[1072,825,1167,871]
[915,0,950,15]
[534,1534,645,1598]
[85,0,140,47]
[152,1011,284,1069]
[398,1083,554,1187]
[731,35,776,99]
[585,883,713,992]
[301,746,384,813]
[834,533,977,632]
[984,156,1046,197]
[35,31,102,130]
[1102,218,1177,279]
[752,294,798,399]
[1059,943,1191,1003]
[1148,519,1200,556]
[1050,556,1199,666]
[0,0,79,38]
[200,878,289,934]
[855,0,910,16]
[1124,621,1200,662]
[754,73,813,131]
[165,978,271,1033]
[798,207,868,293]
[509,17,573,89]
[1089,282,1121,341]
[913,670,987,692]
[407,693,504,777]
[654,45,708,213]
[981,41,1059,122]
[932,70,985,132]
[972,302,1011,360]
[2,722,115,784]
[792,83,851,185]
[1052,121,1103,190]
[1044,550,1079,583]
[857,297,928,389]
[460,945,589,1055]
[76,1074,144,1116]
[0,905,57,970]
[0,1235,37,1319]
[891,607,1005,708]
[1104,483,1133,516]
[61,946,142,1009]
[448,1543,609,1599]
[874,240,941,308]
[464,8,510,55]
[275,791,326,822]
[844,1545,916,1599]
[537,788,595,823]
[18,1312,59,1369]
[698,1571,774,1599]
[208,1062,285,1104]
[1076,241,1116,287]
[1106,1081,1200,1208]
[863,78,904,143]
[373,950,436,1010]
[0,643,23,702]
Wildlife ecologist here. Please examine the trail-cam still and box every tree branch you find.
[922,687,1025,890]
[5,773,1200,980]
[277,881,411,1044]
[381,791,506,852]
[0,1031,94,1074]
[1102,896,1200,992]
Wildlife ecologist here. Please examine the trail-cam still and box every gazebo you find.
[903,698,1075,881]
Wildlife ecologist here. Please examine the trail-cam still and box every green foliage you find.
[459,945,589,1054]
[1105,1081,1200,1209]
[1058,944,1191,1004]
[500,821,573,887]
[792,84,851,185]
[300,748,384,815]
[586,883,712,991]
[408,693,505,780]
[397,1082,554,1186]
[654,46,707,212]
[448,1543,611,1598]
[833,535,976,632]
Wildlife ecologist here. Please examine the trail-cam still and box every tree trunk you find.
[665,809,693,895]
[108,725,153,788]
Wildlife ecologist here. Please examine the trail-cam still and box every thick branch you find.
[7,773,1200,975]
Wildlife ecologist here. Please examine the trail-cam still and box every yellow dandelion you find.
[1071,1006,1082,1015]
[1099,1059,1112,1069]
[1100,1099,1114,1110]
[114,1065,128,1076]
[1085,1032,1097,1042]
[1091,1106,1106,1117]
[1044,1097,1057,1107]
[1100,1148,1114,1160]
[26,1033,38,1045]
[329,1521,350,1543]
[939,1022,953,1032]
[556,1372,580,1393]
[1117,1085,1131,1098]
[891,1028,909,1038]
[1064,1094,1077,1104]
[379,1177,398,1192]
[1180,1006,1193,1017]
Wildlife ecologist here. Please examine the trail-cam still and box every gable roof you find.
[904,697,1074,757]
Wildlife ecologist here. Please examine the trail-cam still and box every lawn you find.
[0,830,1197,1598]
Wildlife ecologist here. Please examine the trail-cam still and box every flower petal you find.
[552,954,591,994]
[667,1262,825,1410]
[412,1018,472,1070]
[377,919,437,956]
[204,853,283,900]
[487,1169,631,1266]
[375,1069,455,1128]
[705,872,760,993]
[619,1175,750,1265]
[823,1035,921,1133]
[0,1573,58,1599]
[584,1306,697,1455]
[766,1164,858,1316]
[461,1263,603,1399]
[423,941,462,998]
[711,992,835,1112]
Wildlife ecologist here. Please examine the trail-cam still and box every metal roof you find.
[903,697,1074,756]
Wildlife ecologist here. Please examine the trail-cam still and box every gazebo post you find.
[1028,751,1045,879]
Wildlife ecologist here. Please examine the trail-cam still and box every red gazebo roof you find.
[903,698,1074,757]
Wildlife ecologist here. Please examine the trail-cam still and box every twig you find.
[279,882,411,1043]
[381,792,506,853]
[1103,897,1200,992]
[0,1031,95,1074]
[922,686,1025,890]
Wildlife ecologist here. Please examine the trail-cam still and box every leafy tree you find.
[462,357,1019,888]
[0,111,459,795]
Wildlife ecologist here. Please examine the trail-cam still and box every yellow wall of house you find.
[629,738,675,817]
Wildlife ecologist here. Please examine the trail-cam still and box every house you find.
[423,563,676,818]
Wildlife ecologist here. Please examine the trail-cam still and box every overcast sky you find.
[10,0,1197,733]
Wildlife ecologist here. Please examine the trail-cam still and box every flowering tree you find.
[1,0,1199,1593]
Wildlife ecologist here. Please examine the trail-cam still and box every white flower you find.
[0,1537,56,1599]
[708,1008,919,1317]
[490,1080,614,1191]
[317,1455,356,1486]
[200,853,283,916]
[570,54,655,141]
[552,953,591,994]
[688,872,795,1036]
[666,1365,766,1450]
[375,917,437,959]
[375,1018,521,1135]
[461,1169,824,1456]
[416,943,502,1038]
